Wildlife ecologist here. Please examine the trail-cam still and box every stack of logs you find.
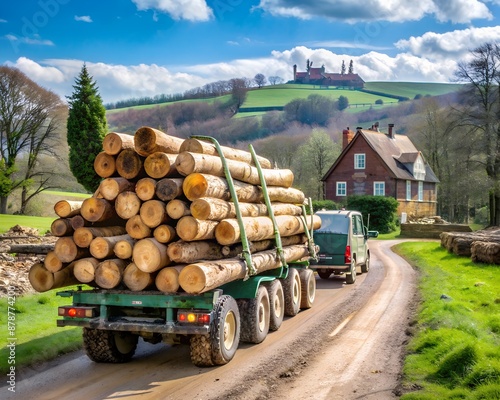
[441,227,500,264]
[29,127,320,295]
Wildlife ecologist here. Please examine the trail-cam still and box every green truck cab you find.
[310,210,378,284]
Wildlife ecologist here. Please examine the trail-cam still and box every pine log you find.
[94,151,116,178]
[95,259,128,289]
[103,132,135,155]
[144,152,179,179]
[113,235,136,259]
[179,244,310,294]
[29,262,78,292]
[156,178,184,201]
[176,152,294,187]
[179,138,272,168]
[167,240,226,263]
[134,126,184,156]
[44,251,65,272]
[135,177,157,201]
[215,214,321,245]
[132,238,170,273]
[73,226,127,248]
[140,200,169,228]
[99,177,135,201]
[155,265,184,293]
[4,243,55,254]
[54,200,84,218]
[125,215,152,239]
[54,237,90,263]
[81,198,118,222]
[220,234,307,257]
[51,218,74,237]
[90,234,131,259]
[115,191,142,220]
[176,216,219,242]
[190,197,302,220]
[115,149,145,179]
[69,215,86,230]
[123,262,155,291]
[153,224,177,243]
[73,257,100,283]
[166,199,191,219]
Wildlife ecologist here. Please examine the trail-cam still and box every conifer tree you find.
[67,64,107,192]
[348,60,354,74]
[341,60,346,75]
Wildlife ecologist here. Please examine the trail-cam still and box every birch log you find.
[134,126,184,156]
[103,132,134,155]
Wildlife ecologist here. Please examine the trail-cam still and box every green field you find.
[364,81,463,98]
[0,214,56,234]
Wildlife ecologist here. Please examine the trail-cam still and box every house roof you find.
[322,129,440,183]
[308,67,324,80]
[322,73,365,82]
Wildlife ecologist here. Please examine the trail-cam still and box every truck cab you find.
[311,210,378,284]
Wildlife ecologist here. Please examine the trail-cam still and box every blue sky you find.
[2,0,500,103]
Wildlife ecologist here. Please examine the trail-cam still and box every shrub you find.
[346,195,398,233]
[311,199,340,212]
[375,99,384,105]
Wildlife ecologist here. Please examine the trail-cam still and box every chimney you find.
[388,123,395,139]
[293,64,297,81]
[342,127,355,149]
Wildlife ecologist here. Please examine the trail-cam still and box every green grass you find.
[0,287,87,374]
[0,214,56,234]
[364,82,463,98]
[394,241,500,399]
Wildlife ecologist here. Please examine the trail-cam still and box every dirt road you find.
[4,240,416,400]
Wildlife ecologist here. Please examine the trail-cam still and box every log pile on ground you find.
[441,227,500,264]
[29,127,318,294]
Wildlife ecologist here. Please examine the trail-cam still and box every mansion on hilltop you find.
[293,61,365,88]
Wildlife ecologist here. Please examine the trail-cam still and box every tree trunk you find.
[144,152,179,179]
[29,262,78,292]
[125,215,152,239]
[132,238,170,273]
[179,138,272,168]
[176,151,294,187]
[176,216,219,241]
[115,191,142,219]
[95,259,128,289]
[54,200,84,218]
[139,199,169,228]
[134,126,184,156]
[73,226,127,248]
[153,224,177,243]
[136,177,157,201]
[156,178,184,201]
[81,198,117,222]
[113,235,136,259]
[54,236,90,262]
[166,199,191,219]
[90,234,131,259]
[115,149,145,179]
[167,240,226,263]
[44,251,64,272]
[178,244,310,294]
[4,243,55,254]
[74,257,100,283]
[123,262,155,291]
[155,265,184,293]
[99,177,135,201]
[51,218,74,237]
[94,151,116,178]
[103,132,134,155]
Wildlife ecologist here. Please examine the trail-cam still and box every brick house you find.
[293,64,365,88]
[322,124,439,218]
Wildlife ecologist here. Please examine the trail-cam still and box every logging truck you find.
[54,134,319,367]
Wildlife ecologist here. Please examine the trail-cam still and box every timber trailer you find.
[56,137,318,367]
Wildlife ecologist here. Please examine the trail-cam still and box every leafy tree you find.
[268,76,283,85]
[338,95,349,111]
[228,78,248,112]
[67,64,107,192]
[283,95,339,126]
[0,66,66,214]
[254,73,267,88]
[347,195,399,233]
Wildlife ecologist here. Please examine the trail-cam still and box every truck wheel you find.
[299,269,316,309]
[238,285,270,344]
[317,269,331,280]
[282,267,301,316]
[361,253,370,273]
[345,260,357,284]
[83,328,138,363]
[263,279,284,331]
[190,295,240,367]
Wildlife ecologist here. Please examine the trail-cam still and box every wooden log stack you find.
[29,127,318,294]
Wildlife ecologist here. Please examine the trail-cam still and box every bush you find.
[346,195,398,233]
[375,99,384,105]
[311,199,340,212]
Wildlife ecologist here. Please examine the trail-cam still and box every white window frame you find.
[418,181,423,201]
[336,181,347,196]
[406,180,411,201]
[354,153,365,169]
[373,181,385,196]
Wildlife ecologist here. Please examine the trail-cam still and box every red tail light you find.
[58,306,97,318]
[344,245,352,263]
[177,311,211,325]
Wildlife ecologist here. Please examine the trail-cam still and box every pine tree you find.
[341,60,346,75]
[67,64,107,192]
[348,60,354,74]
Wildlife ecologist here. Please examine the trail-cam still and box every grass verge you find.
[0,214,55,235]
[393,241,500,399]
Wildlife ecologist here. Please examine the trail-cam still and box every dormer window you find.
[414,155,426,180]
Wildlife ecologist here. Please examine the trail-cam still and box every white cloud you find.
[6,57,65,83]
[255,0,492,23]
[5,34,54,46]
[75,15,93,23]
[132,0,214,21]
[0,19,7,23]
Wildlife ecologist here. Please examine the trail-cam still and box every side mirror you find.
[367,230,379,238]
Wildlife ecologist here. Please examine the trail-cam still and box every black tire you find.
[345,259,357,284]
[361,252,370,273]
[190,295,240,367]
[317,269,331,280]
[238,285,270,344]
[83,328,138,363]
[281,267,301,316]
[299,269,316,309]
[263,279,285,331]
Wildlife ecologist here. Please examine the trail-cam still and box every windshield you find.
[316,213,349,234]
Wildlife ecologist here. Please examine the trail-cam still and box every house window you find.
[336,182,347,196]
[414,156,426,180]
[354,154,365,169]
[418,181,423,201]
[374,181,385,196]
[406,180,411,201]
